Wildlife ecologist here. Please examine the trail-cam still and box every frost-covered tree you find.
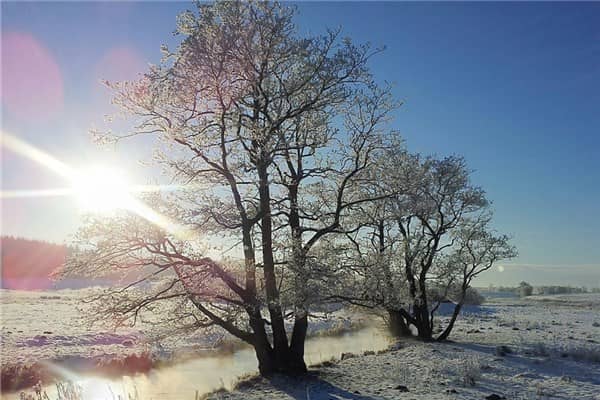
[518,281,533,297]
[435,214,517,340]
[63,1,397,375]
[333,145,516,340]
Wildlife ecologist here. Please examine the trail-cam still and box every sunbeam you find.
[2,132,74,179]
[1,131,193,239]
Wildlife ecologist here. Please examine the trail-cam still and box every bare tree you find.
[436,215,517,340]
[333,145,516,340]
[64,1,397,375]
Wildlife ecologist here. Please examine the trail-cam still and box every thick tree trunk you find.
[413,303,433,340]
[387,309,412,337]
[247,310,308,376]
[413,273,434,341]
[286,181,308,374]
[249,311,308,376]
[257,164,289,357]
[255,163,310,376]
[289,312,308,372]
[253,338,275,376]
[255,345,307,375]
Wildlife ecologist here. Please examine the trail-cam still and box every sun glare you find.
[72,166,133,212]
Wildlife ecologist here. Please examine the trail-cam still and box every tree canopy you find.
[63,0,515,374]
[65,0,398,375]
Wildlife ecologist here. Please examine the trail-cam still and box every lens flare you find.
[1,32,64,120]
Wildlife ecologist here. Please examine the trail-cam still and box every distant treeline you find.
[1,236,147,290]
[535,286,594,295]
[1,236,67,290]
[484,282,598,297]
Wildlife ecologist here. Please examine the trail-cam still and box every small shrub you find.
[560,375,573,383]
[526,321,543,330]
[3,363,49,393]
[460,359,481,386]
[463,287,485,305]
[525,341,600,363]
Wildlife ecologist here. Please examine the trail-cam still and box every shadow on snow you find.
[260,372,378,400]
[447,342,600,386]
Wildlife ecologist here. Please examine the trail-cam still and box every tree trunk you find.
[257,163,289,358]
[413,273,434,341]
[248,309,308,376]
[288,312,309,374]
[436,285,467,341]
[413,303,433,340]
[253,338,275,376]
[436,301,463,341]
[286,181,308,374]
[387,309,412,337]
[254,162,310,376]
[255,344,307,376]
[290,312,308,361]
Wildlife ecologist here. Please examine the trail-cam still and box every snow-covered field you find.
[0,288,365,394]
[1,289,145,367]
[208,294,600,400]
[3,291,600,399]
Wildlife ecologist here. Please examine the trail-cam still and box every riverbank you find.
[209,341,598,400]
[0,288,369,393]
[206,296,600,400]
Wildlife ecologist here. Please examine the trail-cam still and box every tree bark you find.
[255,339,307,375]
[286,180,308,374]
[413,302,433,340]
[247,306,307,375]
[436,301,463,341]
[257,163,289,349]
[253,338,275,376]
[387,309,412,337]
[437,287,467,342]
[289,311,309,373]
[257,352,308,376]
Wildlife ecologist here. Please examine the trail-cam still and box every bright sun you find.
[72,166,133,212]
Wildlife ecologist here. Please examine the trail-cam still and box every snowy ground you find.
[1,289,144,366]
[3,291,600,399]
[0,288,364,392]
[206,294,600,400]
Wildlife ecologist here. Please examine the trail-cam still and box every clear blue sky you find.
[2,2,599,286]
